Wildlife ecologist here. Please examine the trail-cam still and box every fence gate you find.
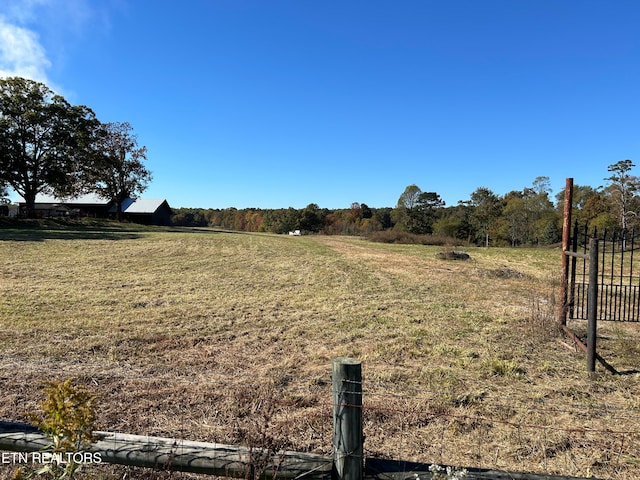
[567,223,640,324]
[560,178,640,374]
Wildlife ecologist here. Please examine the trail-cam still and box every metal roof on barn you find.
[25,194,112,205]
[20,195,170,213]
[123,198,169,214]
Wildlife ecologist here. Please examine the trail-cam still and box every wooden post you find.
[560,177,574,326]
[587,237,598,373]
[332,357,363,480]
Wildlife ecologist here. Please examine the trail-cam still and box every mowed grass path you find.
[1,225,640,478]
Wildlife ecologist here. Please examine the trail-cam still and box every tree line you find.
[2,77,636,244]
[172,161,640,247]
[0,77,151,218]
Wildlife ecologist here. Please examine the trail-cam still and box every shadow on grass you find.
[0,219,247,241]
[0,219,145,241]
[0,228,143,241]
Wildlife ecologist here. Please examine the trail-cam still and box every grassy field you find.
[1,221,640,479]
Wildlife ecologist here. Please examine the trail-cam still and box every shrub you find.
[367,230,466,246]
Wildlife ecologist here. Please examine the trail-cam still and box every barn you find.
[18,194,112,218]
[18,195,172,226]
[118,198,172,226]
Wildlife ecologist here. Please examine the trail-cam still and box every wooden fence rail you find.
[0,424,598,480]
[0,358,598,480]
[0,423,332,479]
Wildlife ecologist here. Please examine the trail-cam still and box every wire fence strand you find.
[2,359,640,479]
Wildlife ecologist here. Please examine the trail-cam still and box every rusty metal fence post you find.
[560,177,574,326]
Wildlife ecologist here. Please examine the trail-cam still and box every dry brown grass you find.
[1,223,640,479]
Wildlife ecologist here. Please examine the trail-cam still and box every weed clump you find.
[486,359,526,377]
[436,251,470,261]
[29,379,98,452]
[16,379,98,480]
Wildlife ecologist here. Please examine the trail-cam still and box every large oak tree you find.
[0,77,99,217]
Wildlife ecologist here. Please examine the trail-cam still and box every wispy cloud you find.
[3,0,51,24]
[0,0,114,89]
[0,0,55,84]
[0,15,51,83]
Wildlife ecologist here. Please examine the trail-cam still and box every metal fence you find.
[567,222,640,323]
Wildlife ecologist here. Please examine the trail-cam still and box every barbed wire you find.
[359,401,640,436]
[3,359,640,438]
[3,360,638,411]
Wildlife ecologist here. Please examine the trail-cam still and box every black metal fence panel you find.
[569,222,640,322]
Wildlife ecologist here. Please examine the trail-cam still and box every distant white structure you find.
[289,230,301,236]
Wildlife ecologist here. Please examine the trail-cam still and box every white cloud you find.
[0,0,114,89]
[0,16,51,83]
[0,0,53,84]
[5,0,112,36]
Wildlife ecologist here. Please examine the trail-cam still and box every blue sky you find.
[2,1,639,209]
